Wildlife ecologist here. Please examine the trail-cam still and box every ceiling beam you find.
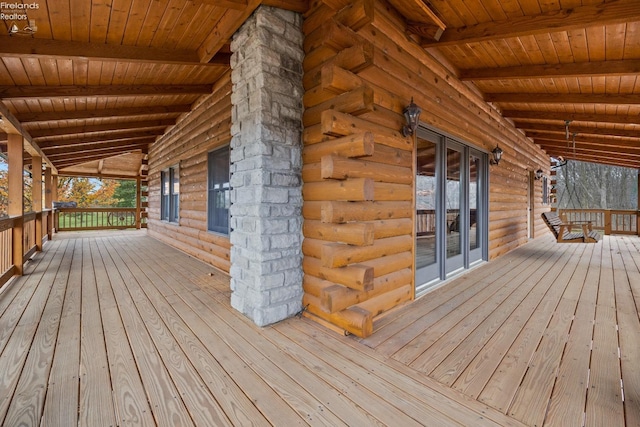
[516,122,640,139]
[44,143,150,157]
[0,36,227,66]
[501,110,640,125]
[41,139,154,154]
[0,85,213,100]
[198,0,262,63]
[193,0,247,9]
[485,93,640,105]
[459,59,640,81]
[422,0,640,47]
[28,119,175,139]
[528,133,640,148]
[543,148,640,169]
[387,0,446,42]
[50,150,143,166]
[36,132,161,148]
[261,0,308,13]
[534,138,640,155]
[0,99,56,173]
[16,104,192,123]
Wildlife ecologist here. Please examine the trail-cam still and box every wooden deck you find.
[361,234,640,427]
[0,231,637,426]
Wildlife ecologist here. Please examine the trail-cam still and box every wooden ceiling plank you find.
[459,59,640,80]
[0,36,224,67]
[485,93,640,104]
[423,0,640,47]
[502,109,640,125]
[0,84,213,99]
[29,119,175,139]
[16,104,192,123]
[543,149,639,168]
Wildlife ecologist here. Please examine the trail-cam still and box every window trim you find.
[161,164,179,223]
[207,146,230,236]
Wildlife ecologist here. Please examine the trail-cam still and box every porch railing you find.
[559,209,639,235]
[55,208,138,231]
[0,210,53,289]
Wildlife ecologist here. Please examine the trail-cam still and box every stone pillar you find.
[229,6,304,326]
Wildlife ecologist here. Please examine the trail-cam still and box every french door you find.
[415,127,488,296]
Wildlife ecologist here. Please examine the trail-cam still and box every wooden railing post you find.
[44,167,53,240]
[604,210,612,235]
[7,134,24,275]
[32,155,43,251]
[136,177,142,229]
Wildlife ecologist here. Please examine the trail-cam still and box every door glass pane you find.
[416,137,437,269]
[469,154,480,251]
[446,148,461,259]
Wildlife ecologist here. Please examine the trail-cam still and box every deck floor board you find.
[0,231,637,426]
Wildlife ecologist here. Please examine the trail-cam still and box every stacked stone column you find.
[229,6,304,326]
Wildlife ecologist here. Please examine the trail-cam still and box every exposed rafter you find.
[16,104,192,123]
[41,139,155,154]
[0,36,228,66]
[485,93,640,105]
[529,133,640,148]
[28,119,175,139]
[0,85,213,100]
[387,0,446,42]
[37,132,160,148]
[422,0,640,47]
[516,122,640,139]
[459,59,640,81]
[501,110,640,125]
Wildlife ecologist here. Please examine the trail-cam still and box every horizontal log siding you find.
[301,0,550,337]
[147,71,232,273]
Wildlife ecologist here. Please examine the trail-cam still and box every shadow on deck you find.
[0,230,637,426]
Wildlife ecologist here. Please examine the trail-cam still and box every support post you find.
[32,155,43,251]
[7,134,24,275]
[229,6,305,326]
[44,167,53,240]
[136,177,142,229]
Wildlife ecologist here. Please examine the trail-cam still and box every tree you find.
[113,180,137,207]
[555,160,638,209]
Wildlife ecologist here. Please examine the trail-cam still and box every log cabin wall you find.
[147,71,232,273]
[300,0,550,337]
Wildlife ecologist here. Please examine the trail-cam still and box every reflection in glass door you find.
[415,133,439,288]
[415,128,488,297]
[446,145,463,274]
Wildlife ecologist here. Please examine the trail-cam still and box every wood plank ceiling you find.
[0,0,639,177]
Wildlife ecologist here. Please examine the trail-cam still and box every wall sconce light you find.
[402,97,421,137]
[534,169,544,180]
[490,144,503,165]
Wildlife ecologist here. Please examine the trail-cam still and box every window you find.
[161,165,179,223]
[208,147,230,235]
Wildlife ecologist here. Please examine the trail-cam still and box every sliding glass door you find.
[415,128,488,297]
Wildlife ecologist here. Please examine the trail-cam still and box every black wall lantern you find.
[490,144,503,165]
[402,98,421,137]
[535,169,544,180]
